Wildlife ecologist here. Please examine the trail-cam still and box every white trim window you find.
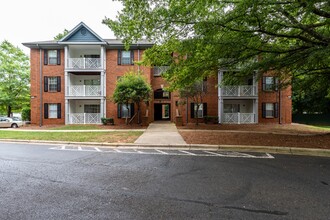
[263,76,278,91]
[262,102,278,118]
[194,104,203,118]
[48,77,57,92]
[48,50,58,65]
[48,104,58,119]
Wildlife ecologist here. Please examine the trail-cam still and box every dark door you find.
[154,104,170,121]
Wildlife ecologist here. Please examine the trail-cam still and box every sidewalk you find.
[134,121,187,144]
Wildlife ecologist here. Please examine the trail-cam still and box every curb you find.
[1,139,329,158]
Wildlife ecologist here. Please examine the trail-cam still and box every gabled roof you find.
[58,22,106,45]
[22,22,154,49]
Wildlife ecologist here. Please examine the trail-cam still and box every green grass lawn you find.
[0,130,143,143]
[313,125,330,130]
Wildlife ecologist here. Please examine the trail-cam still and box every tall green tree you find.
[104,0,330,91]
[0,40,30,117]
[113,71,152,124]
[54,29,69,40]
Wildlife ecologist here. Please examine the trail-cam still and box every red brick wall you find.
[28,46,292,126]
[258,78,292,124]
[105,49,152,125]
[30,49,65,125]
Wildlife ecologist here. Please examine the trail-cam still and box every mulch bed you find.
[179,123,330,149]
[179,131,330,149]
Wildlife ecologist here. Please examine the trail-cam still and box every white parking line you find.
[49,145,274,159]
[155,149,168,154]
[179,150,196,156]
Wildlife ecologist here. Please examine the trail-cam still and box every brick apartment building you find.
[23,22,292,126]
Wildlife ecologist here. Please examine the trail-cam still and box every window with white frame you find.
[194,103,203,118]
[265,103,274,118]
[118,104,133,118]
[44,76,60,92]
[263,76,278,91]
[48,104,58,118]
[48,50,58,65]
[48,77,58,92]
[118,50,133,65]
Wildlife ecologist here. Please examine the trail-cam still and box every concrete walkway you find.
[134,121,187,144]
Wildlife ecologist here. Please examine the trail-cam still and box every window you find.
[118,50,134,65]
[154,89,171,99]
[117,103,135,118]
[84,105,100,113]
[84,79,100,85]
[224,104,240,113]
[44,103,61,119]
[262,103,278,118]
[44,49,60,65]
[191,103,207,118]
[263,76,278,91]
[44,76,61,92]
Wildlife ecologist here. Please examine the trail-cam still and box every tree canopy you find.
[54,29,69,40]
[0,40,30,116]
[113,71,152,124]
[104,0,330,91]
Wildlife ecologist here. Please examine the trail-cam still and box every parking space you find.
[49,145,274,159]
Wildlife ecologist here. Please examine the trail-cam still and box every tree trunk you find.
[7,105,12,117]
[137,103,141,124]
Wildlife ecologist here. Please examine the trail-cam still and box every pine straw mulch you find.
[178,123,330,149]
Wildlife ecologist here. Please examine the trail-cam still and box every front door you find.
[154,104,170,121]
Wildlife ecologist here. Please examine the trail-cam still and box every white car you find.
[0,117,24,128]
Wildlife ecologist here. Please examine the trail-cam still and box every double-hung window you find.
[44,103,61,119]
[262,76,278,91]
[262,103,278,118]
[44,49,61,65]
[117,103,135,118]
[44,76,61,92]
[118,50,134,65]
[191,103,207,118]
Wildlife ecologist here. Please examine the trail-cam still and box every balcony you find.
[223,113,256,124]
[68,85,101,97]
[221,85,257,97]
[67,58,102,70]
[68,113,101,124]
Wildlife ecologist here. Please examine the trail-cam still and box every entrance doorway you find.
[154,104,170,121]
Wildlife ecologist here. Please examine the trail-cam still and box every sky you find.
[0,0,123,54]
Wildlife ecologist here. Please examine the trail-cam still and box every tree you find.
[179,79,207,125]
[292,74,330,114]
[104,0,330,90]
[54,29,69,40]
[0,40,30,117]
[113,71,152,124]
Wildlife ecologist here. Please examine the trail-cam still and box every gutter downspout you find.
[38,45,43,127]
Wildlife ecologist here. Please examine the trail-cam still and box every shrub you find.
[101,118,114,125]
[203,116,219,124]
[21,107,31,121]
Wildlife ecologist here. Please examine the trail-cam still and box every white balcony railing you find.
[69,113,101,124]
[221,85,257,97]
[223,113,256,124]
[68,85,101,96]
[67,58,102,69]
[153,66,169,76]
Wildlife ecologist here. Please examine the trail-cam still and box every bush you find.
[204,116,219,124]
[101,118,114,125]
[21,107,31,121]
